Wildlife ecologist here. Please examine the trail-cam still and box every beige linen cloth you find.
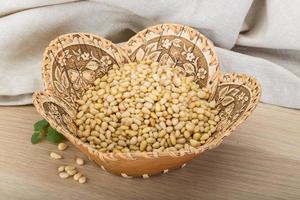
[1,0,300,108]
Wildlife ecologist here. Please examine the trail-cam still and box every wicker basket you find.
[32,23,261,178]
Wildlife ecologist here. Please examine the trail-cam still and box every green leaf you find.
[46,126,65,143]
[31,131,42,144]
[34,119,49,131]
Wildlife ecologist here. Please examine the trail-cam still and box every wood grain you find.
[0,103,299,200]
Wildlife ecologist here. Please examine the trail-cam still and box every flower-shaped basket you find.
[33,23,261,178]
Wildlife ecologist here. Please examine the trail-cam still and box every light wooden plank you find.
[0,103,299,200]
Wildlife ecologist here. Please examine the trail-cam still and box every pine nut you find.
[78,176,87,184]
[59,172,69,179]
[73,173,82,181]
[50,152,62,160]
[58,166,65,172]
[76,158,85,166]
[58,143,68,151]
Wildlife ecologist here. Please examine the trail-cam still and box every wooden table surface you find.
[0,103,299,200]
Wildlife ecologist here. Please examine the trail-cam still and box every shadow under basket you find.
[33,23,261,178]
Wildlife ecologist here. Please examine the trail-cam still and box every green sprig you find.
[31,119,65,144]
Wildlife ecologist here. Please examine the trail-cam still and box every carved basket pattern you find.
[33,24,261,178]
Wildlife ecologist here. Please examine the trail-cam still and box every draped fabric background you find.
[1,0,299,108]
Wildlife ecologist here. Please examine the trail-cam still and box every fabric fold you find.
[0,0,299,108]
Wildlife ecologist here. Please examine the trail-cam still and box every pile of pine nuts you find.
[58,165,87,184]
[50,142,87,183]
[75,60,220,153]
